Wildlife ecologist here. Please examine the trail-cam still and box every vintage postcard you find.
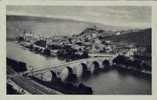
[6,5,152,95]
[0,0,156,100]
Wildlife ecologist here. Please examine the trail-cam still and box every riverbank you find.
[7,41,152,94]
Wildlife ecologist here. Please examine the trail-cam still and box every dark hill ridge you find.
[102,28,151,46]
[7,15,136,31]
[7,15,138,40]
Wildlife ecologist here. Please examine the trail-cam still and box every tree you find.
[131,59,142,70]
[113,55,128,65]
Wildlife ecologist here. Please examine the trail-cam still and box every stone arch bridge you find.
[23,55,116,82]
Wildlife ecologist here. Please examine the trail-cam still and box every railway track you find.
[7,66,62,94]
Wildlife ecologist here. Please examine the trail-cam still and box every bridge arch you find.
[80,62,91,77]
[33,71,52,82]
[66,66,77,82]
[102,59,110,69]
[92,61,101,73]
[59,66,77,82]
[50,70,60,83]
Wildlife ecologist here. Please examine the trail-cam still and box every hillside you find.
[102,28,151,46]
[7,15,135,40]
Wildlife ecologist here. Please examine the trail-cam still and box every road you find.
[11,75,62,94]
[7,66,62,94]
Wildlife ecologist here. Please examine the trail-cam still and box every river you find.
[7,41,151,94]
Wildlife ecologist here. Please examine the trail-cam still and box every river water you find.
[7,41,151,94]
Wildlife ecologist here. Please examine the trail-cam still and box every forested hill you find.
[102,28,151,46]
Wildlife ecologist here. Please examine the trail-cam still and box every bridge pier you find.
[50,70,58,83]
[59,66,77,83]
[72,64,83,79]
[66,67,77,82]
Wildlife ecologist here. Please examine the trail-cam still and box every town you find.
[7,25,152,94]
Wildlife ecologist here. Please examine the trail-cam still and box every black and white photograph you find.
[7,0,157,1]
[6,6,152,95]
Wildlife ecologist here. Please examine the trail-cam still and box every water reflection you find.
[7,42,66,70]
[81,69,151,94]
[7,41,151,94]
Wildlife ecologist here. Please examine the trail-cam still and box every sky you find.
[7,6,151,28]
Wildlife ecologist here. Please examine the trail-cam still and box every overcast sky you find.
[7,6,151,28]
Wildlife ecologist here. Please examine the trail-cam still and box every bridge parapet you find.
[24,56,115,80]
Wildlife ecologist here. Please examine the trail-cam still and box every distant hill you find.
[102,28,151,46]
[7,15,136,40]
